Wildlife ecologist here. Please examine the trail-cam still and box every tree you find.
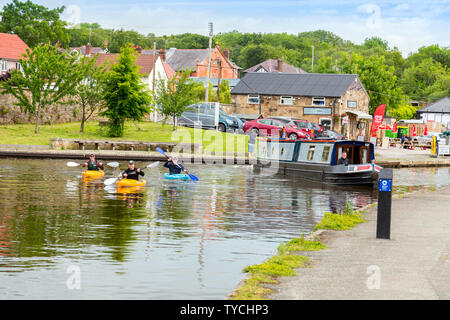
[342,54,404,113]
[219,80,231,104]
[101,44,152,137]
[0,0,69,48]
[1,44,83,133]
[153,69,201,131]
[74,55,107,132]
[389,102,417,120]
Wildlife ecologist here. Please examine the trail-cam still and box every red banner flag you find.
[370,104,386,137]
[412,124,417,137]
[393,122,397,132]
[424,124,428,136]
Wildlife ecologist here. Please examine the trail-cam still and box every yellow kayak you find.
[82,170,105,179]
[116,179,146,187]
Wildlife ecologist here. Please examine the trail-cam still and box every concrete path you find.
[269,186,450,300]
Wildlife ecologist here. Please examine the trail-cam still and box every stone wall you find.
[0,90,101,125]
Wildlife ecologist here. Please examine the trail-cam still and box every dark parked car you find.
[243,118,310,140]
[320,130,345,140]
[178,103,243,132]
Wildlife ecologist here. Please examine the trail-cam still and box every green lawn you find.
[0,121,249,153]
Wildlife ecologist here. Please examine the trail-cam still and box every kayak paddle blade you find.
[67,162,80,167]
[104,178,118,186]
[107,162,120,168]
[188,174,199,181]
[156,147,167,158]
[146,161,160,168]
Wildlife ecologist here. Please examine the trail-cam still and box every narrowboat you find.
[254,138,383,185]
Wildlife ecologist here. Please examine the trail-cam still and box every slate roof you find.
[166,49,209,71]
[0,33,29,60]
[417,97,450,113]
[231,72,359,97]
[244,59,307,74]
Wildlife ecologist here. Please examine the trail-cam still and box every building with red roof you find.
[0,33,30,75]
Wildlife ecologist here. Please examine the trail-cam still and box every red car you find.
[243,118,310,140]
[290,119,316,138]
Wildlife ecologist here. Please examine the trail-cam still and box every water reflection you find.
[0,160,449,299]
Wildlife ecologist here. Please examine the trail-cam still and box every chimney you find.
[224,49,230,59]
[277,59,283,72]
[86,43,92,56]
[135,45,143,54]
[103,39,108,50]
[159,49,166,61]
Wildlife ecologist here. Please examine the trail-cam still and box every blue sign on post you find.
[379,179,392,192]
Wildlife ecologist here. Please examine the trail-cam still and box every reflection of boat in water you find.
[255,138,382,186]
[82,170,104,179]
[116,186,146,195]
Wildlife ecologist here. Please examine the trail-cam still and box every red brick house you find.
[0,33,29,75]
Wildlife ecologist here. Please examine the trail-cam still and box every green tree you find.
[219,80,231,104]
[154,69,201,131]
[101,45,153,137]
[342,54,404,113]
[389,102,417,120]
[238,44,279,70]
[0,44,82,134]
[0,0,69,47]
[74,54,107,132]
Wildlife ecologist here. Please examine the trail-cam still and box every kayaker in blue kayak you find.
[122,160,145,180]
[164,156,185,175]
[82,153,104,171]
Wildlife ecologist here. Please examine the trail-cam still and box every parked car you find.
[289,119,316,138]
[413,132,441,143]
[243,118,310,140]
[178,103,243,132]
[311,122,324,137]
[320,130,345,140]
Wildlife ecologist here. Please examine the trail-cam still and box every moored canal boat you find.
[255,138,382,185]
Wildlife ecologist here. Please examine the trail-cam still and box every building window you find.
[1,60,7,72]
[312,97,325,106]
[280,96,293,105]
[347,100,357,108]
[248,95,260,104]
[15,62,22,71]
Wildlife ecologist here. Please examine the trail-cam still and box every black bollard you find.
[376,168,393,239]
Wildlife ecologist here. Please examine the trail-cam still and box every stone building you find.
[230,72,372,140]
[243,59,307,74]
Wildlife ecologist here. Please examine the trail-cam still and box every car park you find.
[178,103,243,132]
[243,118,310,140]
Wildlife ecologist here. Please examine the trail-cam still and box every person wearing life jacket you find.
[164,156,185,175]
[122,160,145,181]
[82,153,104,171]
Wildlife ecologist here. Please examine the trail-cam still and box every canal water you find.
[0,159,449,299]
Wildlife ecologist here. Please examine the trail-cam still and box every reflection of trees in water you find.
[0,161,148,266]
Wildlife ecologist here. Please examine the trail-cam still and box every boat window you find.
[362,148,368,163]
[307,145,315,161]
[322,145,331,162]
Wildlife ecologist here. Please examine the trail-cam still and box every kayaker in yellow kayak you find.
[122,160,145,181]
[82,153,104,171]
[164,156,185,175]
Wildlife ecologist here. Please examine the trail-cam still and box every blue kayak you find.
[164,173,189,181]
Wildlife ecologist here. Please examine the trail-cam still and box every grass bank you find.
[0,121,249,153]
[229,204,367,300]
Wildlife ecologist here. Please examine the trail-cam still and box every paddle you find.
[66,161,119,168]
[104,161,160,186]
[156,147,199,181]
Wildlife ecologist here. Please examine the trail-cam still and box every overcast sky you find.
[1,0,449,56]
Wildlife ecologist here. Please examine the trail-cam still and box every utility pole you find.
[216,58,222,103]
[311,45,314,72]
[205,22,213,103]
[152,42,157,122]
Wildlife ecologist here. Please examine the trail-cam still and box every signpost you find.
[376,168,393,239]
